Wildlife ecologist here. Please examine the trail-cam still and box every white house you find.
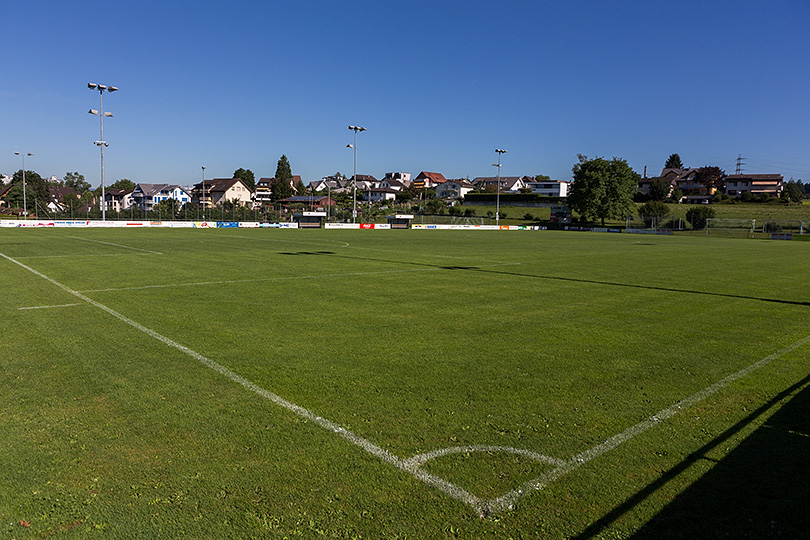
[364,187,398,202]
[436,179,476,199]
[526,180,570,197]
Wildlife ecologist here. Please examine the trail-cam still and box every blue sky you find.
[2,0,809,188]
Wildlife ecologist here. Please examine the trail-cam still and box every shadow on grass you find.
[318,251,810,307]
[576,374,810,540]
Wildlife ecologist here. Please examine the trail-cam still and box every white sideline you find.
[3,248,808,518]
[69,236,163,255]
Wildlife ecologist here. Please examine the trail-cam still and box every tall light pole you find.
[88,83,117,221]
[201,166,206,221]
[493,148,507,226]
[13,152,33,219]
[348,125,366,223]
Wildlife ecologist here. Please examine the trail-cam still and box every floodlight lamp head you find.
[88,82,98,89]
[89,109,99,115]
[14,151,20,156]
[107,86,118,92]
[104,112,113,117]
[346,144,353,148]
[98,84,107,91]
[495,148,507,154]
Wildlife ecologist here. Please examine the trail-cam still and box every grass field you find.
[2,228,808,539]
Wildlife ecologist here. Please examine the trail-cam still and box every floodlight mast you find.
[494,148,507,226]
[201,166,206,221]
[348,125,366,223]
[13,152,33,219]
[88,83,117,221]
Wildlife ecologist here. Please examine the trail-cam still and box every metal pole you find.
[353,130,357,223]
[494,149,507,226]
[201,166,206,222]
[99,90,105,221]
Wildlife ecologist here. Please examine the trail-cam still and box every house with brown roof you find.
[413,172,447,188]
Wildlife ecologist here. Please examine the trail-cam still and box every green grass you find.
[1,228,809,538]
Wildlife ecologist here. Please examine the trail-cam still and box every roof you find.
[278,195,331,203]
[725,174,783,181]
[104,188,134,197]
[193,178,251,192]
[415,171,447,183]
[134,183,169,196]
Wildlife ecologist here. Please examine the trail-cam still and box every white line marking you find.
[0,251,483,512]
[18,303,84,310]
[481,332,810,515]
[404,445,566,468]
[16,254,133,259]
[2,249,807,518]
[70,236,163,255]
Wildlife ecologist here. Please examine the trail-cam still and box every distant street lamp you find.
[493,148,507,226]
[348,125,366,223]
[13,151,33,219]
[88,82,118,221]
[201,166,206,221]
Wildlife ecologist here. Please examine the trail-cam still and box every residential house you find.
[47,186,81,212]
[364,187,398,203]
[525,180,571,197]
[132,184,190,211]
[413,171,447,188]
[473,176,528,193]
[103,188,134,212]
[724,174,783,197]
[435,179,476,199]
[379,178,408,191]
[381,172,411,187]
[192,177,253,208]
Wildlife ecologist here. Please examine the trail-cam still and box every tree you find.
[568,155,640,226]
[271,155,294,200]
[295,178,306,196]
[63,172,90,193]
[648,178,673,201]
[8,170,49,212]
[694,166,726,193]
[109,178,135,191]
[233,168,255,191]
[782,179,803,203]
[685,206,716,229]
[534,174,551,181]
[664,154,684,169]
[637,200,670,227]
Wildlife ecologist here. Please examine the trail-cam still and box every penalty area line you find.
[19,303,84,310]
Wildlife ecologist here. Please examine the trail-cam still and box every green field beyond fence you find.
[2,228,808,538]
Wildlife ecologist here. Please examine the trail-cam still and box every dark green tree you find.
[109,178,136,191]
[782,179,803,202]
[568,155,640,226]
[695,166,726,193]
[295,178,306,196]
[233,168,255,191]
[637,200,670,227]
[8,170,49,211]
[63,172,90,193]
[271,155,294,200]
[648,178,673,201]
[665,153,684,169]
[685,205,716,229]
[534,174,551,181]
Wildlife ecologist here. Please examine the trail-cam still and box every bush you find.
[763,221,783,233]
[637,200,670,227]
[523,213,534,221]
[685,206,716,229]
